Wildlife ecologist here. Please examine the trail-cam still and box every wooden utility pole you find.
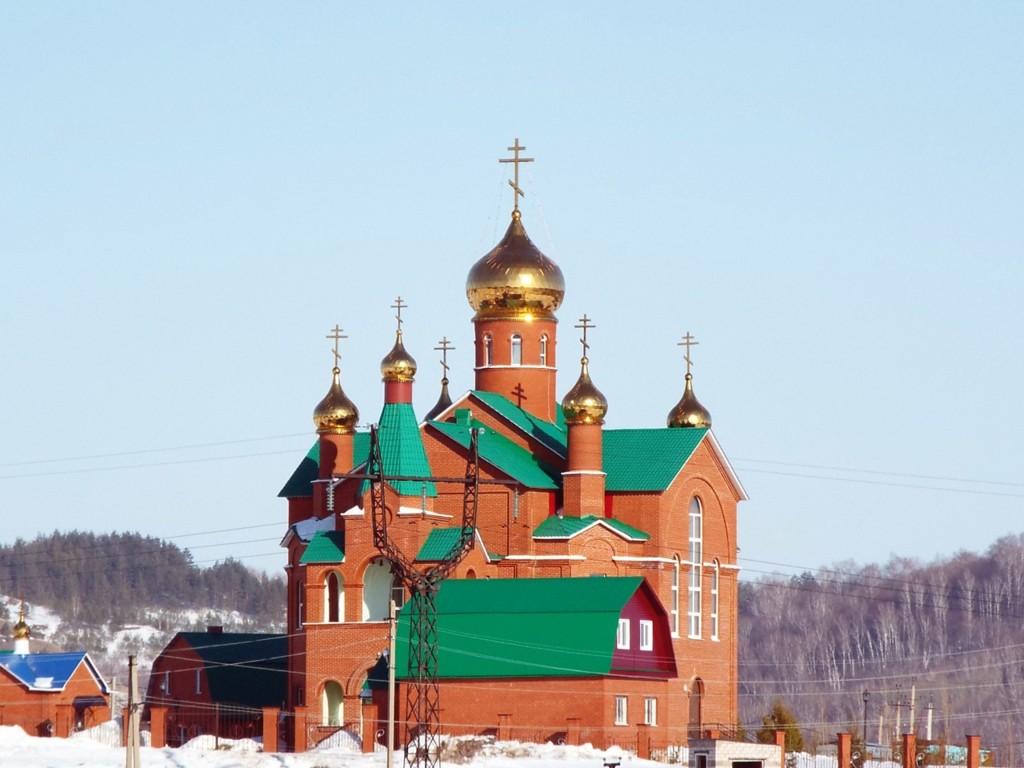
[125,656,141,768]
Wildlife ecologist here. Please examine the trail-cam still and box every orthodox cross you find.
[575,314,595,360]
[392,296,408,331]
[434,337,454,382]
[511,382,528,408]
[499,137,534,213]
[678,332,699,375]
[325,324,347,368]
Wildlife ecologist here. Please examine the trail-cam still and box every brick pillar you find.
[566,717,581,746]
[902,733,916,768]
[967,735,981,768]
[149,706,167,748]
[837,733,852,768]
[774,729,786,767]
[293,706,309,752]
[362,700,378,754]
[636,724,651,759]
[497,713,512,742]
[262,707,279,753]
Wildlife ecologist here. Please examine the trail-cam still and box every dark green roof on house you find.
[278,434,372,498]
[603,428,708,492]
[533,514,650,541]
[300,530,345,564]
[428,418,560,490]
[175,632,287,708]
[394,577,644,679]
[468,391,567,457]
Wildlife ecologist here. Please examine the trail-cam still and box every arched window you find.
[510,334,522,366]
[483,334,493,366]
[322,680,343,727]
[711,560,720,640]
[688,677,705,737]
[325,571,343,623]
[296,580,305,629]
[671,555,681,637]
[465,569,477,579]
[363,558,399,621]
[539,334,548,366]
[688,497,703,639]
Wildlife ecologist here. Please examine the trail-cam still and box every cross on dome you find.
[499,137,534,213]
[575,314,595,361]
[325,324,348,368]
[434,337,454,381]
[392,296,408,331]
[678,332,699,376]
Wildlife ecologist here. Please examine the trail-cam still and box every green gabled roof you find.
[603,427,708,492]
[428,419,560,490]
[176,632,287,707]
[300,530,345,564]
[277,433,372,498]
[533,514,650,542]
[469,391,567,457]
[359,402,437,497]
[394,577,643,679]
[415,527,472,562]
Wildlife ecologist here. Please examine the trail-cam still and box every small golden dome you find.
[313,367,359,435]
[561,359,608,425]
[12,604,29,640]
[466,211,565,319]
[667,373,712,429]
[380,330,417,382]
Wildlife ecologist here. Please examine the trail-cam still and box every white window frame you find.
[510,333,523,366]
[711,561,720,641]
[644,696,657,726]
[671,555,680,637]
[615,695,628,726]
[539,334,548,366]
[639,620,653,651]
[688,497,703,639]
[483,334,493,366]
[616,618,630,649]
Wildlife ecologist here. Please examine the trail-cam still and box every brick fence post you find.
[149,706,167,748]
[497,713,512,742]
[293,706,309,752]
[262,707,279,753]
[967,735,981,768]
[636,724,651,759]
[902,733,916,768]
[837,732,852,768]
[362,700,378,754]
[566,717,581,746]
[774,728,786,767]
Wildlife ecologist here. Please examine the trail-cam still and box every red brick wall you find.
[0,663,108,738]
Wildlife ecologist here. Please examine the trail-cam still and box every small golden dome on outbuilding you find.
[466,211,565,319]
[561,359,608,425]
[12,603,30,640]
[313,367,359,435]
[380,330,417,383]
[667,373,712,429]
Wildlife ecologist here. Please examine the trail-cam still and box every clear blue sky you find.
[1,3,1021,580]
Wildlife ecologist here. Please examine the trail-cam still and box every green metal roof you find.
[299,530,345,564]
[278,434,372,498]
[533,514,650,541]
[469,391,567,457]
[428,419,560,490]
[603,428,708,492]
[394,577,643,679]
[175,632,287,707]
[415,527,472,562]
[359,403,437,498]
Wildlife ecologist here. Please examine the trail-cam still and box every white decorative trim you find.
[473,365,556,372]
[561,470,607,477]
[501,555,586,561]
[396,506,453,520]
[612,556,675,564]
[704,430,750,501]
[720,563,742,571]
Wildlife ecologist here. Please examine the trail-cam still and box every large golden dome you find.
[466,211,565,319]
[313,367,359,435]
[561,359,608,425]
[380,330,417,382]
[667,373,712,429]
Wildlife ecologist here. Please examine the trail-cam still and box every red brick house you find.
[277,147,747,751]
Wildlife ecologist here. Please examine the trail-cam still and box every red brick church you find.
[277,142,747,752]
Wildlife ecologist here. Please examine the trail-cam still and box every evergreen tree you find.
[756,698,804,753]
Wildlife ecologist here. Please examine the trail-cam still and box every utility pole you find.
[909,683,916,736]
[125,656,141,768]
[926,701,934,741]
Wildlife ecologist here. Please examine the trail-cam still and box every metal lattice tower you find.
[367,424,480,768]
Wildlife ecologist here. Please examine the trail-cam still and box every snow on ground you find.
[0,726,659,768]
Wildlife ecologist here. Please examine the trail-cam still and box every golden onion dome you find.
[466,210,565,318]
[561,359,608,425]
[667,373,712,429]
[313,367,359,435]
[380,330,417,382]
[13,604,29,640]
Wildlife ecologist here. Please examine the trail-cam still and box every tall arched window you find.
[539,334,548,366]
[483,334,493,366]
[322,680,343,727]
[325,571,343,623]
[711,560,720,640]
[671,555,681,636]
[687,677,705,737]
[688,497,703,638]
[510,334,522,366]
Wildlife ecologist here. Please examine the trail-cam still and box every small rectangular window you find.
[615,696,628,725]
[644,697,657,726]
[639,620,653,651]
[616,618,630,649]
[195,669,202,695]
